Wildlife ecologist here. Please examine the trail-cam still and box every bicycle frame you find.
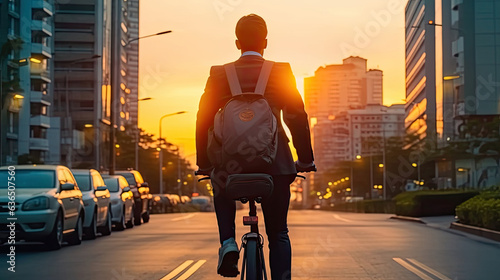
[240,198,267,280]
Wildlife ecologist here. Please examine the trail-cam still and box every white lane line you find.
[393,258,434,280]
[176,260,207,280]
[332,214,352,223]
[160,260,194,280]
[407,258,452,280]
[171,213,196,221]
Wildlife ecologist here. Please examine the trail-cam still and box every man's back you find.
[196,55,314,176]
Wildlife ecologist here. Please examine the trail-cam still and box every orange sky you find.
[138,0,407,164]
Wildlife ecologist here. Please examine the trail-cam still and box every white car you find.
[0,165,85,250]
[72,169,112,239]
[102,175,134,230]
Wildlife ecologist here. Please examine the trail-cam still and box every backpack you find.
[207,60,278,174]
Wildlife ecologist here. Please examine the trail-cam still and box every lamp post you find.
[109,28,172,175]
[350,155,361,197]
[135,97,152,170]
[158,111,187,194]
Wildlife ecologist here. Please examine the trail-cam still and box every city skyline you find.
[137,0,408,159]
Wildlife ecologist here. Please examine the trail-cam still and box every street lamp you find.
[135,97,153,170]
[158,111,187,194]
[350,155,362,197]
[124,30,172,47]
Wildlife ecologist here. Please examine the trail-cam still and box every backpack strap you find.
[224,63,242,96]
[224,60,275,96]
[254,61,274,95]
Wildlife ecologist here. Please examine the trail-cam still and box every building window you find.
[30,126,47,138]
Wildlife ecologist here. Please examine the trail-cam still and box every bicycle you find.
[197,164,316,280]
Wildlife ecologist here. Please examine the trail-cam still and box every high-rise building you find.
[0,0,57,165]
[53,0,113,169]
[305,56,383,123]
[451,0,500,118]
[404,0,439,146]
[312,104,405,172]
[126,0,139,129]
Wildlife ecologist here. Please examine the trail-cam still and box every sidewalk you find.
[391,215,500,244]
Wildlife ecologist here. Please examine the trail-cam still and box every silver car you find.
[0,165,85,250]
[72,169,112,239]
[102,175,134,230]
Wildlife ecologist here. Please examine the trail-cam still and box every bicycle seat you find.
[225,173,274,201]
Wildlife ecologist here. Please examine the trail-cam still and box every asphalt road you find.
[2,209,500,280]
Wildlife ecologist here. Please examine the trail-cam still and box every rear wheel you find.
[98,208,112,236]
[46,212,63,250]
[84,212,97,240]
[142,209,150,223]
[66,214,83,245]
[126,206,135,228]
[134,201,142,226]
[245,239,262,280]
[115,208,126,231]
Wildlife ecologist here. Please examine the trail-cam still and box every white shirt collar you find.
[241,51,263,58]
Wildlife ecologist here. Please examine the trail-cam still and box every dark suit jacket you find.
[196,55,314,175]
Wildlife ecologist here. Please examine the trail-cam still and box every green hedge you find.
[393,190,479,217]
[456,188,500,231]
[329,200,395,214]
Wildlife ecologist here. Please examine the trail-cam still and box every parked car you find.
[115,170,151,225]
[0,165,85,250]
[165,194,181,212]
[190,196,214,212]
[151,194,174,214]
[181,195,191,204]
[72,169,112,239]
[102,175,134,230]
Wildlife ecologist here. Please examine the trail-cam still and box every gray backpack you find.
[207,60,278,174]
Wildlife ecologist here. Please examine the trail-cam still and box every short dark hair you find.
[235,14,267,51]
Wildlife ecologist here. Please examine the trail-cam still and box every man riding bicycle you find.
[196,14,315,279]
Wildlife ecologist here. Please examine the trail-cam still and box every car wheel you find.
[84,212,97,240]
[134,202,142,226]
[66,214,83,245]
[46,212,63,250]
[115,208,126,231]
[98,208,112,236]
[126,206,135,228]
[142,209,150,223]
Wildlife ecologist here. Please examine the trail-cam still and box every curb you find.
[389,215,426,224]
[450,222,500,242]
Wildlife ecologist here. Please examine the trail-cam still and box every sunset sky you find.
[138,0,407,163]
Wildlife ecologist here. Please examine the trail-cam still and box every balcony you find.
[31,67,51,83]
[32,0,53,17]
[30,91,51,106]
[29,138,49,151]
[31,43,52,58]
[452,37,464,57]
[30,115,51,128]
[31,20,53,37]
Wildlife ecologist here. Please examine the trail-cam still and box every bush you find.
[393,190,479,217]
[329,200,395,214]
[456,188,500,231]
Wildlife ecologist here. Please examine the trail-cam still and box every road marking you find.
[407,258,452,280]
[171,213,196,221]
[332,214,352,223]
[393,258,434,280]
[160,260,194,280]
[176,260,207,280]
